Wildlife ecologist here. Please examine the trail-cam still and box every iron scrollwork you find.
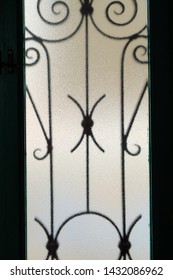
[26,0,149,260]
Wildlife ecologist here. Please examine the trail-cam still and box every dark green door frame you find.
[150,0,172,259]
[0,0,172,259]
[0,0,25,259]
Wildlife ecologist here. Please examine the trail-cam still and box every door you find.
[0,0,172,260]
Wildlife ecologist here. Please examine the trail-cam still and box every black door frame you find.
[149,0,172,259]
[0,0,25,259]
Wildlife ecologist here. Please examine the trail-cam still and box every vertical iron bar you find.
[121,46,127,237]
[85,14,90,212]
[85,15,89,115]
[46,47,54,237]
[86,135,89,212]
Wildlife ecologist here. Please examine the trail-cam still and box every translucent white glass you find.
[25,0,150,260]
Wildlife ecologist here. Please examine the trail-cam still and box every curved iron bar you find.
[26,37,55,237]
[118,215,142,260]
[90,94,106,117]
[125,144,141,157]
[108,1,125,16]
[121,35,148,157]
[25,10,84,43]
[90,131,105,152]
[71,132,85,153]
[134,45,148,64]
[53,212,141,260]
[35,218,50,238]
[33,147,51,161]
[35,211,140,260]
[127,215,142,239]
[26,86,52,160]
[120,34,148,245]
[33,139,53,160]
[37,0,70,25]
[55,211,122,240]
[90,0,147,40]
[92,17,147,41]
[68,94,105,152]
[38,40,55,238]
[106,0,137,27]
[124,81,148,156]
[25,43,40,66]
[35,218,59,260]
[90,17,147,41]
[67,95,85,118]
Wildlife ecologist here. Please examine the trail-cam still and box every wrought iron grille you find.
[25,0,149,260]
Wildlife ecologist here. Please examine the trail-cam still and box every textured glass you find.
[25,0,150,260]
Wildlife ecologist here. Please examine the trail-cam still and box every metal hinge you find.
[0,49,18,74]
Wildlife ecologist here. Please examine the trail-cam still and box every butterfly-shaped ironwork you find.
[68,94,106,152]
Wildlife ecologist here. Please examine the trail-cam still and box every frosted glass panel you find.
[25,0,150,260]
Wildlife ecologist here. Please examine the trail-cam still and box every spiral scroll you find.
[26,50,40,68]
[106,0,137,26]
[90,0,146,40]
[133,44,148,64]
[25,0,83,42]
[37,0,70,25]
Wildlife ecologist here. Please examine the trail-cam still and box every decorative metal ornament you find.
[25,0,149,260]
